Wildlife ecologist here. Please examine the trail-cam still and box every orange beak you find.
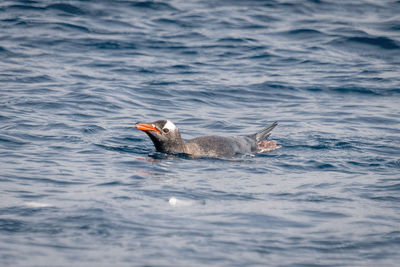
[135,123,161,134]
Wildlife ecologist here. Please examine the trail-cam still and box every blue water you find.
[1,0,400,266]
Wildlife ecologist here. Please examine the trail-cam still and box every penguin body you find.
[135,120,280,158]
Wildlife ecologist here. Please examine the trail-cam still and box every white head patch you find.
[163,120,177,131]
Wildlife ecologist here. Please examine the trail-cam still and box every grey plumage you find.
[135,120,279,158]
[185,135,256,158]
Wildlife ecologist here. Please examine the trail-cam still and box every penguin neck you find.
[149,131,186,154]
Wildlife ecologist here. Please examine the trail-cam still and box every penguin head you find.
[135,120,184,154]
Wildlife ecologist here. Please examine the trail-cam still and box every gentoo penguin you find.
[135,120,280,158]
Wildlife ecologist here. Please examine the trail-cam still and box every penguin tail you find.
[247,121,278,142]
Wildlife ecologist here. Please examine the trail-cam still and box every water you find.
[1,0,400,266]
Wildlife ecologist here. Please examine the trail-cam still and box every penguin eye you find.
[163,128,169,133]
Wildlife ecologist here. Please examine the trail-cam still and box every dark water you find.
[1,0,400,266]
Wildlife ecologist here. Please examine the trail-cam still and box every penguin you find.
[135,120,280,158]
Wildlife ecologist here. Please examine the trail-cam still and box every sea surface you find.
[1,0,400,266]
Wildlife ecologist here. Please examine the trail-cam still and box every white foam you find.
[24,202,52,208]
[168,197,178,206]
[168,197,195,207]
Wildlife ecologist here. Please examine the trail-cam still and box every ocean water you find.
[1,0,400,266]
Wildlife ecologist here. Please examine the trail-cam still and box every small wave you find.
[347,36,400,50]
[95,144,141,154]
[46,3,86,15]
[330,86,384,96]
[5,174,86,185]
[52,22,90,33]
[283,28,325,39]
[0,134,27,146]
[3,4,45,12]
[0,46,15,57]
[229,212,311,229]
[388,159,400,168]
[0,218,24,233]
[131,1,177,11]
[217,37,254,43]
[1,75,53,84]
[96,181,124,187]
[82,125,106,134]
[330,35,400,51]
[86,40,137,50]
[300,209,350,219]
